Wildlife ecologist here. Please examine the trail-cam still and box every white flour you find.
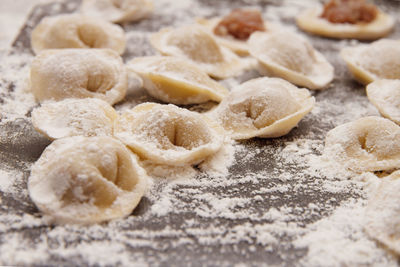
[0,0,399,266]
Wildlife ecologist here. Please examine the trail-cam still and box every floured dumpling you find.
[341,39,400,85]
[30,49,127,105]
[248,31,334,90]
[114,103,225,165]
[324,116,400,173]
[367,80,400,124]
[80,0,153,23]
[128,56,229,104]
[32,98,118,140]
[211,77,315,140]
[365,170,400,255]
[197,8,275,56]
[296,1,394,40]
[28,136,148,224]
[150,25,249,79]
[31,14,126,55]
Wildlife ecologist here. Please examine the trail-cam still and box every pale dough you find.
[30,49,127,105]
[31,14,126,55]
[28,136,148,224]
[128,56,229,104]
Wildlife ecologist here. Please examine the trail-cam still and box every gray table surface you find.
[1,0,400,265]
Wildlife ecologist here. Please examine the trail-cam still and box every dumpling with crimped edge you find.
[367,80,400,125]
[324,116,400,173]
[31,98,118,140]
[114,103,225,166]
[31,14,126,55]
[28,136,148,224]
[196,9,280,56]
[341,39,400,85]
[30,49,127,105]
[210,77,315,140]
[365,170,400,255]
[128,56,229,105]
[150,25,249,79]
[80,0,153,23]
[296,3,394,40]
[248,31,334,90]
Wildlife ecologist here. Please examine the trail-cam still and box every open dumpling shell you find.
[128,56,229,104]
[296,6,394,40]
[196,17,278,56]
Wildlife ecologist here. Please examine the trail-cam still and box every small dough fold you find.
[31,14,126,55]
[80,0,153,23]
[211,77,315,140]
[324,116,400,173]
[150,25,249,79]
[341,39,400,85]
[114,103,225,165]
[32,98,118,140]
[30,49,127,105]
[128,56,229,104]
[28,136,148,224]
[249,31,334,90]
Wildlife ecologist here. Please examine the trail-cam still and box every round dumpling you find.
[296,3,394,40]
[196,8,276,56]
[211,77,315,140]
[150,25,249,79]
[31,14,126,55]
[324,116,400,173]
[341,39,400,85]
[249,31,334,90]
[367,79,400,125]
[30,49,127,105]
[31,98,118,140]
[114,103,225,165]
[28,136,148,224]
[128,56,229,105]
[80,0,153,23]
[365,170,400,255]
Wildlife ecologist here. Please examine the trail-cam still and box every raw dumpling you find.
[128,56,229,104]
[367,80,400,124]
[28,136,148,224]
[365,170,400,255]
[150,25,248,79]
[114,103,225,165]
[248,31,334,90]
[211,77,315,140]
[31,98,118,140]
[30,49,127,105]
[324,116,400,173]
[31,14,126,55]
[80,0,153,23]
[296,1,394,40]
[341,39,400,85]
[196,8,275,56]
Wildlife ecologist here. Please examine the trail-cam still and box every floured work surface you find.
[1,0,400,266]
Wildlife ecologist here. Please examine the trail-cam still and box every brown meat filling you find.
[321,0,378,24]
[214,9,265,40]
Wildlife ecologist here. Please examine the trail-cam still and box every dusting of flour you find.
[0,0,399,266]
